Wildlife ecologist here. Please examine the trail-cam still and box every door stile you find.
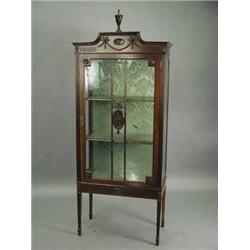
[160,55,166,185]
[123,60,127,181]
[111,60,114,179]
[152,56,164,186]
[85,63,90,175]
[164,55,170,183]
[75,54,81,182]
[79,57,86,181]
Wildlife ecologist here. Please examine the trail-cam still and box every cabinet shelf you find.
[86,132,111,142]
[86,96,154,102]
[86,96,112,101]
[86,132,153,144]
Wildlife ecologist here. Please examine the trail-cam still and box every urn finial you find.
[115,9,123,32]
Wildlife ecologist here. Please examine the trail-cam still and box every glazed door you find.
[83,59,156,183]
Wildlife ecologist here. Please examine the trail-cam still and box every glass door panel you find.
[85,59,112,179]
[87,101,111,140]
[113,143,124,180]
[112,60,126,143]
[84,59,155,182]
[126,60,155,98]
[126,102,154,143]
[113,59,125,99]
[86,60,112,98]
[126,144,153,182]
[89,141,111,179]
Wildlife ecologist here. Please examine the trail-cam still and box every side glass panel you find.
[84,59,155,182]
[89,141,111,179]
[161,59,169,183]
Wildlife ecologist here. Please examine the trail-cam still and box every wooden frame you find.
[73,28,171,245]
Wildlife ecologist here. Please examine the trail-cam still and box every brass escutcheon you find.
[79,115,84,128]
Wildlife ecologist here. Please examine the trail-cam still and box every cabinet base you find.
[77,184,166,245]
[78,181,161,200]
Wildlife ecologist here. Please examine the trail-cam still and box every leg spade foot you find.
[161,189,166,228]
[89,193,93,220]
[155,237,159,246]
[155,200,161,246]
[77,192,82,236]
[161,219,165,228]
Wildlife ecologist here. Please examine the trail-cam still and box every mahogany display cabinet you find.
[72,11,172,245]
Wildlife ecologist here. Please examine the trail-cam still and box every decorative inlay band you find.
[97,35,141,51]
[79,47,97,52]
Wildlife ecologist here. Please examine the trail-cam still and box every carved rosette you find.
[84,171,92,180]
[145,176,153,185]
[83,58,91,66]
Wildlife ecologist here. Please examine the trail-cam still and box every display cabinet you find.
[72,11,171,245]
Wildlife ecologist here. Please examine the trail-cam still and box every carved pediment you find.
[73,32,171,54]
[72,10,172,54]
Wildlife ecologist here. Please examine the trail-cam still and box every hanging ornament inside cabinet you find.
[112,102,125,134]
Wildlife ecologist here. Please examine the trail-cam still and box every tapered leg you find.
[77,192,82,236]
[89,193,93,219]
[161,189,166,228]
[155,200,161,246]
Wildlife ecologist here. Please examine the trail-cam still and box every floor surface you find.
[32,183,217,250]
